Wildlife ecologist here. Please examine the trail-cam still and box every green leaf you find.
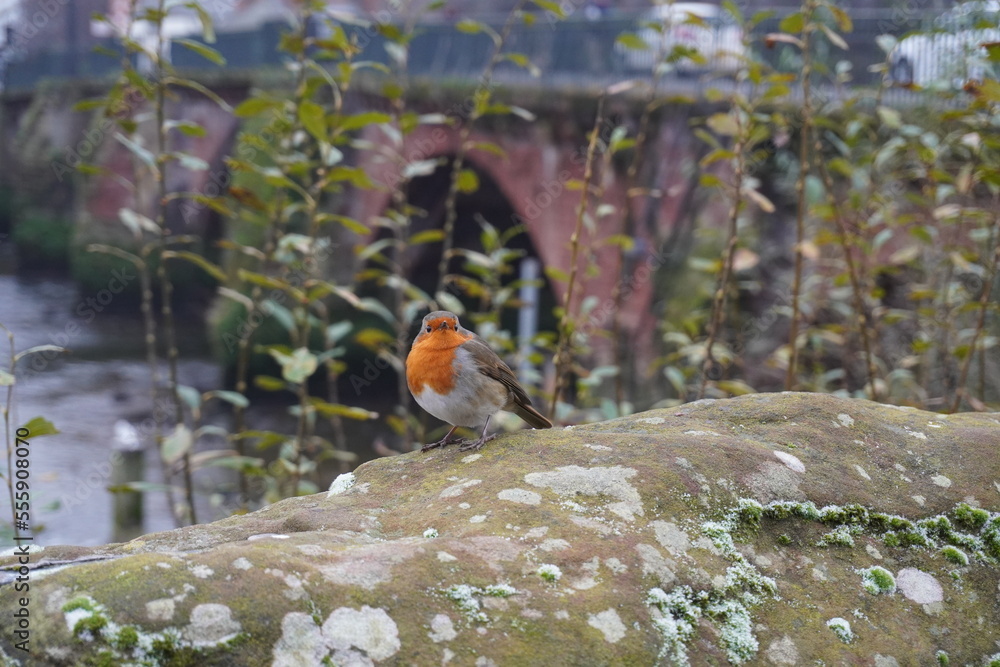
[166,77,233,112]
[435,291,465,315]
[456,169,480,194]
[118,208,158,239]
[234,97,281,117]
[706,112,739,136]
[338,111,393,132]
[201,455,265,471]
[174,152,209,172]
[615,33,649,51]
[271,347,319,384]
[185,1,216,42]
[166,120,207,137]
[308,397,378,420]
[456,19,484,33]
[14,345,66,364]
[410,229,446,245]
[18,416,59,437]
[532,0,566,16]
[204,390,250,409]
[877,106,902,130]
[509,106,536,122]
[72,98,107,112]
[716,380,755,396]
[545,266,570,283]
[114,133,156,171]
[0,369,13,386]
[818,24,847,50]
[174,38,226,65]
[86,244,144,268]
[238,270,305,301]
[326,321,353,345]
[254,376,287,392]
[469,141,506,158]
[262,299,296,334]
[356,298,397,325]
[299,100,327,142]
[161,425,193,465]
[162,250,225,282]
[779,12,804,34]
[107,481,174,494]
[504,52,540,77]
[176,384,202,410]
[829,5,852,32]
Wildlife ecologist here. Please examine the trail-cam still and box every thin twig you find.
[785,0,816,390]
[950,210,1000,413]
[434,0,528,298]
[814,155,881,401]
[700,112,745,399]
[550,94,607,420]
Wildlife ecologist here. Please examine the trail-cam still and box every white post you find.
[518,257,540,382]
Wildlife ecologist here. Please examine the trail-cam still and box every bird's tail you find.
[514,401,553,430]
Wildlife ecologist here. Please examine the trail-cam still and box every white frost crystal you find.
[826,617,854,644]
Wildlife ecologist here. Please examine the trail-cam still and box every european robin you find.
[406,311,552,451]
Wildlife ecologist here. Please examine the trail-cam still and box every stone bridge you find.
[1,67,731,394]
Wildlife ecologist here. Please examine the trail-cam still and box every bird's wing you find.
[463,336,532,406]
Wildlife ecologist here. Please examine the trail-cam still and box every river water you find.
[0,268,221,546]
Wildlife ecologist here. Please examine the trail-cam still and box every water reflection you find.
[0,272,218,546]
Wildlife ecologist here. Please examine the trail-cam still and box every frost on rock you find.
[826,617,854,644]
[817,525,855,547]
[327,472,356,496]
[709,599,758,664]
[859,566,896,595]
[443,583,515,622]
[647,586,700,666]
[940,545,968,566]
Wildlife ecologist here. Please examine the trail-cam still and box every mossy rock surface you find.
[2,392,1000,666]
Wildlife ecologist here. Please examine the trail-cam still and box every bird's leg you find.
[459,415,497,452]
[420,425,464,452]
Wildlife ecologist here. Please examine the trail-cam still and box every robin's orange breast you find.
[406,328,473,395]
[406,346,457,395]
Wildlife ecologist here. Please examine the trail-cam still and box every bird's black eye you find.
[425,325,431,333]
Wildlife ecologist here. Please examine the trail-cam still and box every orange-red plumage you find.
[405,316,471,395]
[405,311,551,452]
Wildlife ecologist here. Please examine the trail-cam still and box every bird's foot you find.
[420,436,464,452]
[458,434,497,452]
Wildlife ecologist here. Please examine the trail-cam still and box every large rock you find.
[2,392,1000,666]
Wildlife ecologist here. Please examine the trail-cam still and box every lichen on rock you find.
[1,393,998,665]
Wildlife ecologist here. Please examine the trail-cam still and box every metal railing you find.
[0,10,953,97]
